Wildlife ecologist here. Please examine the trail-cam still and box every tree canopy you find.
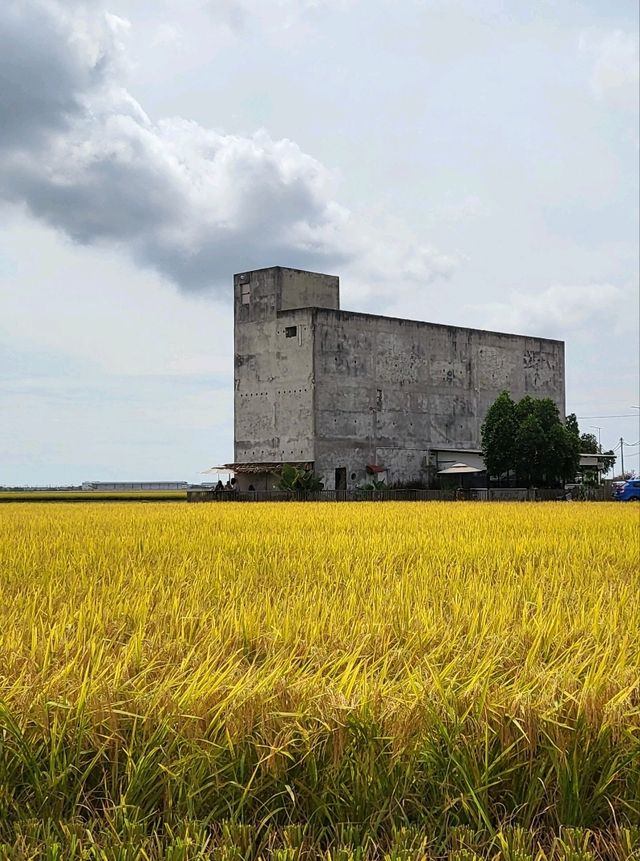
[480,391,517,480]
[482,393,580,487]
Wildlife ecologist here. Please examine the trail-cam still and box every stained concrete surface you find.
[233,267,565,490]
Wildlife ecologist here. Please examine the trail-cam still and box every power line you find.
[576,414,638,419]
[600,439,638,455]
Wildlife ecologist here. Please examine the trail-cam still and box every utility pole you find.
[620,438,624,475]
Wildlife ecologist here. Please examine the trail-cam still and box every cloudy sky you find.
[1,0,638,485]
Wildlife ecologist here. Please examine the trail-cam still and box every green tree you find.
[481,390,517,482]
[565,412,580,438]
[513,404,545,487]
[513,397,579,487]
[579,432,599,453]
[483,394,580,488]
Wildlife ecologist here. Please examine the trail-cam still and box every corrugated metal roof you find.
[431,447,483,454]
[223,462,311,474]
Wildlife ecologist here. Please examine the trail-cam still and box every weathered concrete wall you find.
[234,267,336,468]
[280,268,339,312]
[233,268,566,492]
[312,309,565,489]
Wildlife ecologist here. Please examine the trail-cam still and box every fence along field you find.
[0,502,638,859]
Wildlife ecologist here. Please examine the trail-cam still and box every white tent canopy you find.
[437,462,483,475]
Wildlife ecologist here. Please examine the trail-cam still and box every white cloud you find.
[0,0,453,297]
[0,214,234,377]
[580,30,639,107]
[472,283,631,340]
[150,22,184,48]
[208,0,353,33]
[345,229,459,307]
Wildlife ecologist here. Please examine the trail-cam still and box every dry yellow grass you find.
[0,501,638,858]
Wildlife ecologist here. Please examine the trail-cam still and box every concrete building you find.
[229,266,565,490]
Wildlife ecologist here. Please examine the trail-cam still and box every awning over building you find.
[366,464,386,474]
[437,462,483,475]
[220,462,312,475]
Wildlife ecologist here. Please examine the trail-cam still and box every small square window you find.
[285,326,297,338]
[241,284,251,304]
